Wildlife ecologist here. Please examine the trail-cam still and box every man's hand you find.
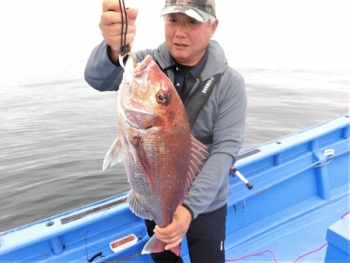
[153,205,192,250]
[100,1,138,62]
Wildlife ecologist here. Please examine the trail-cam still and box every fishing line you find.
[84,208,110,262]
[83,1,131,258]
[62,60,116,139]
[84,93,116,139]
[70,0,132,140]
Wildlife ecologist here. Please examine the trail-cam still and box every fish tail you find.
[141,235,181,256]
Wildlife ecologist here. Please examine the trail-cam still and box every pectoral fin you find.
[131,134,154,187]
[103,137,124,170]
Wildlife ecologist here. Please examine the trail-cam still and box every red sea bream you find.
[103,53,207,255]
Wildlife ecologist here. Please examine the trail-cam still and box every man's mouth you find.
[175,43,188,47]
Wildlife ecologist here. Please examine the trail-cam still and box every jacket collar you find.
[154,40,228,80]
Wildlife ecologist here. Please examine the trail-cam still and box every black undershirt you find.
[176,63,194,93]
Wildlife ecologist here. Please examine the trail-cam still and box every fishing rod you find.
[229,165,253,190]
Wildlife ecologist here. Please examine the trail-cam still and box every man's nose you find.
[175,23,187,37]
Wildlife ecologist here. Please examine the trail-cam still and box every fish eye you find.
[156,91,167,104]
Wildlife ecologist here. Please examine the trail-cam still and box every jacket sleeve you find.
[184,69,247,219]
[84,41,125,91]
[84,41,158,92]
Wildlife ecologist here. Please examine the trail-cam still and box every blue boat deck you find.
[223,184,349,262]
[0,113,349,263]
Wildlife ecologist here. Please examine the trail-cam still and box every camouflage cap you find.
[160,0,216,22]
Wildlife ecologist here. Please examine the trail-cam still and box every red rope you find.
[292,242,328,263]
[225,250,278,262]
[225,211,349,262]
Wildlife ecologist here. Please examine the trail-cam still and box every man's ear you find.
[210,19,219,38]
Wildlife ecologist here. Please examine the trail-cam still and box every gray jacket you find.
[85,39,246,218]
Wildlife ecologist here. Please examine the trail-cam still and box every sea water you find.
[0,0,349,232]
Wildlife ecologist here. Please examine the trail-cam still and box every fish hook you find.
[119,52,137,69]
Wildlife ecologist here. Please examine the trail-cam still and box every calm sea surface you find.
[0,0,349,232]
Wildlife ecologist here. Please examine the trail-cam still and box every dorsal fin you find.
[180,135,208,202]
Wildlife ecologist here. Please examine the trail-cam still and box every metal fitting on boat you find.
[323,149,335,158]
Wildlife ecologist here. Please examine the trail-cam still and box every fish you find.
[103,53,207,256]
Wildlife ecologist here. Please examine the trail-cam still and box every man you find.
[85,1,246,262]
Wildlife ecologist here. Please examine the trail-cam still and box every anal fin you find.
[141,235,181,256]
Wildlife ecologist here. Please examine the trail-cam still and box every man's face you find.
[164,13,218,66]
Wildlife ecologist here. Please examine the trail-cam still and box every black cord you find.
[87,252,103,263]
[118,0,130,55]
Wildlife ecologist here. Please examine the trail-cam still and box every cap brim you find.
[160,6,211,22]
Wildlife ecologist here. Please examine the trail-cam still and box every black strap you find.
[161,64,219,145]
[193,135,214,145]
[185,75,220,144]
